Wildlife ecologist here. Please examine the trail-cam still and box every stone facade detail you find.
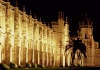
[0,0,99,67]
[0,0,69,67]
[73,15,100,67]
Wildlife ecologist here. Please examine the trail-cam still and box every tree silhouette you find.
[65,37,87,66]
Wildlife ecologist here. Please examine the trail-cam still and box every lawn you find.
[6,67,100,70]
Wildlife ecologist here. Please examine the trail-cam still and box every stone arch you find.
[28,41,33,63]
[12,46,20,65]
[4,43,11,65]
[0,32,5,63]
[20,37,27,66]
[34,41,38,64]
[66,49,72,66]
[23,47,27,66]
[20,41,23,65]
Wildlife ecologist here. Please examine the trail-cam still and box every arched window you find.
[85,34,87,39]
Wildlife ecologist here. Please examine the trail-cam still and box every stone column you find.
[10,47,12,62]
[25,38,28,64]
[10,34,14,63]
[37,51,40,64]
[32,52,34,63]
[28,14,33,63]
[5,32,12,65]
[20,37,26,66]
[33,41,36,64]
[37,41,39,64]
[46,45,48,66]
[67,52,71,66]
[44,44,46,66]
[42,44,44,65]
[62,54,65,67]
[21,8,27,66]
[42,52,44,66]
[62,48,65,67]
[26,48,28,63]
[26,16,29,63]
[32,40,34,63]
[19,47,21,65]
[48,46,50,67]
[39,42,41,65]
[52,47,55,67]
[18,35,22,65]
[49,53,51,67]
[41,25,44,66]
[50,46,52,67]
[0,28,2,63]
[53,54,55,67]
[32,20,34,63]
[0,44,2,63]
[60,47,62,66]
[5,1,10,65]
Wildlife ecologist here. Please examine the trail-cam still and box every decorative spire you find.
[85,14,87,19]
[23,5,25,12]
[77,30,79,34]
[62,12,64,20]
[40,17,41,22]
[65,17,69,24]
[79,21,81,25]
[44,20,46,24]
[61,12,62,19]
[66,17,67,22]
[34,14,37,19]
[15,0,18,7]
[29,9,31,15]
[47,22,50,27]
[58,10,60,19]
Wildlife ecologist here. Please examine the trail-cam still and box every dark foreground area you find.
[1,67,100,70]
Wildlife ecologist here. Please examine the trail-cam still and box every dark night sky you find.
[4,0,100,44]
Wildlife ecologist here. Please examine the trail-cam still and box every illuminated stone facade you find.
[51,12,69,67]
[0,0,69,67]
[73,15,100,67]
[1,0,99,67]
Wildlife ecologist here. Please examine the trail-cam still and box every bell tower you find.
[78,14,93,40]
[78,14,94,66]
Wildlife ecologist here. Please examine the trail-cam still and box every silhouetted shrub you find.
[38,65,45,68]
[37,64,45,68]
[18,65,24,68]
[31,63,37,68]
[37,64,42,67]
[26,63,31,68]
[10,62,18,68]
[60,65,63,67]
[41,65,45,68]
[77,64,81,67]
[0,63,10,70]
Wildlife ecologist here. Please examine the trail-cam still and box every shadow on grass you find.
[9,66,100,70]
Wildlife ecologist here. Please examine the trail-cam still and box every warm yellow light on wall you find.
[10,30,14,36]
